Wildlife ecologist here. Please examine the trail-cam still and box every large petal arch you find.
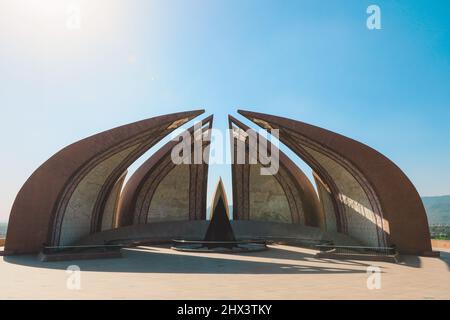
[238,110,432,255]
[117,115,213,226]
[5,110,204,254]
[229,115,324,227]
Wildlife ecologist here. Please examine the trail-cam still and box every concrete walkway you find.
[0,244,449,299]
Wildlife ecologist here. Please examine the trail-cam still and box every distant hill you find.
[422,195,450,225]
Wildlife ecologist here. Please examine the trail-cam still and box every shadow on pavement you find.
[4,245,371,275]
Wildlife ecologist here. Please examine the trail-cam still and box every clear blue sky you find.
[0,0,449,221]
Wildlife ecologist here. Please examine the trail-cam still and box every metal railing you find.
[104,237,170,246]
[171,239,268,252]
[172,239,267,247]
[237,236,333,248]
[315,244,397,256]
[42,244,123,255]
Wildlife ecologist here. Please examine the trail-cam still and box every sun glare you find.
[1,0,122,54]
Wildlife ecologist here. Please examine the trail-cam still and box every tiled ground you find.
[0,244,449,299]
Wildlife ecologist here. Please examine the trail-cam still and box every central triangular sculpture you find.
[172,177,267,253]
[204,178,236,246]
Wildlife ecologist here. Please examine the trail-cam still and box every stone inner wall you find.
[304,146,384,246]
[249,164,291,223]
[78,220,361,247]
[60,146,138,246]
[314,175,338,232]
[147,164,190,223]
[101,173,126,231]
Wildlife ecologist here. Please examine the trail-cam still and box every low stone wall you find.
[78,221,209,245]
[78,220,360,246]
[231,220,360,246]
[431,239,450,249]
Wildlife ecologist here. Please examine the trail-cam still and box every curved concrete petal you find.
[117,115,213,226]
[101,170,127,231]
[238,110,432,255]
[5,110,204,253]
[229,115,324,228]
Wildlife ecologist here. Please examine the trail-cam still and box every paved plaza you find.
[0,244,449,299]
